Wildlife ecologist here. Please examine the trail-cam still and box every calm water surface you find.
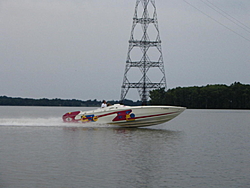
[0,106,249,188]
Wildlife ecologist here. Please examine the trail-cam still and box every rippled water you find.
[0,106,249,188]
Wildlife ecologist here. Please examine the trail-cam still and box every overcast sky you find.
[1,0,250,101]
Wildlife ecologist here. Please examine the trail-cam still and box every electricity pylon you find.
[121,0,167,105]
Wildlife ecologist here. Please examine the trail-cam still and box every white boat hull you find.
[62,104,185,128]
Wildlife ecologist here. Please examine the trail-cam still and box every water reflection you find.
[63,126,183,142]
[62,126,184,187]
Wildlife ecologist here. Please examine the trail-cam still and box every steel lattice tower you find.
[121,0,167,105]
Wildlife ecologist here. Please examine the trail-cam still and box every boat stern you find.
[62,111,81,122]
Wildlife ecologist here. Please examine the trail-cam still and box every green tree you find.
[149,82,250,109]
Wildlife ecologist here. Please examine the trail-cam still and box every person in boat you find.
[101,100,107,108]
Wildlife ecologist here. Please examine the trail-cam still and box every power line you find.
[201,0,250,33]
[183,0,250,42]
[205,0,250,31]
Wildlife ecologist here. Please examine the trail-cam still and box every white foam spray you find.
[0,117,112,128]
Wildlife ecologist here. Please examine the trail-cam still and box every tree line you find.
[149,82,250,109]
[0,96,141,107]
[2,82,249,108]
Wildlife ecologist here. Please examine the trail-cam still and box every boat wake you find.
[0,117,112,128]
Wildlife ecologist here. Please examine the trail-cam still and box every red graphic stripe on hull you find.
[127,111,177,121]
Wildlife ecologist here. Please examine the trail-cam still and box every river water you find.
[0,106,249,188]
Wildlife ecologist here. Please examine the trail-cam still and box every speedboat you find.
[62,104,185,128]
